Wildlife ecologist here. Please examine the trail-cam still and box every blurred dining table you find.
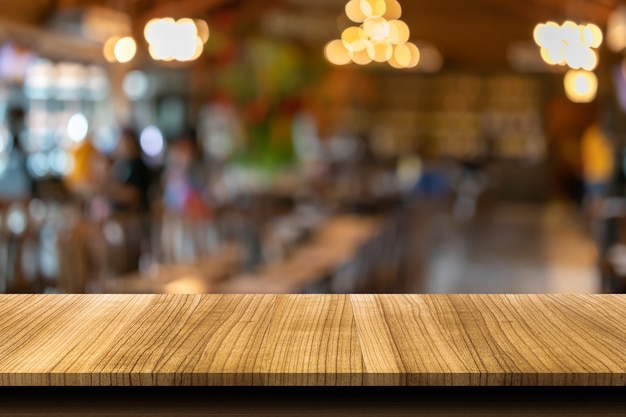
[99,243,244,294]
[100,214,380,295]
[213,215,381,294]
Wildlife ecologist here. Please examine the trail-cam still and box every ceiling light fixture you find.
[144,18,210,62]
[533,20,602,103]
[325,0,419,69]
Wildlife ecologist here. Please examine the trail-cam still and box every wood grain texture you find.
[0,294,624,386]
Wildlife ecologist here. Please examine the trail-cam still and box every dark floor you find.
[422,201,598,293]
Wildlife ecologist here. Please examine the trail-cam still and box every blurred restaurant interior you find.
[1,0,626,296]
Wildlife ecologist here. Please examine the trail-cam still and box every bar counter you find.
[1,293,624,386]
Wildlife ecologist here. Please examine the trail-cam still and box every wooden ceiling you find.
[0,0,623,69]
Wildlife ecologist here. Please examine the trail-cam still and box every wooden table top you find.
[0,294,624,386]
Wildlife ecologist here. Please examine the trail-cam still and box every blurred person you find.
[580,121,616,258]
[84,149,113,222]
[63,138,108,210]
[163,132,207,216]
[580,122,615,216]
[105,127,152,213]
[0,108,31,203]
[161,130,214,263]
[452,146,490,222]
[95,127,153,276]
[546,97,595,203]
[72,147,116,290]
[411,144,453,203]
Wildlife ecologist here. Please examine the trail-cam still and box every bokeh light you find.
[93,126,120,154]
[341,26,368,52]
[28,199,47,224]
[48,148,74,176]
[607,6,626,52]
[326,0,419,69]
[123,70,149,100]
[27,152,50,178]
[415,42,443,73]
[405,42,420,68]
[386,20,409,44]
[324,39,352,65]
[350,48,373,65]
[7,204,27,235]
[360,0,387,18]
[67,113,89,143]
[583,23,603,48]
[139,125,165,157]
[113,36,136,63]
[367,41,393,62]
[533,20,602,70]
[144,18,209,62]
[103,220,124,246]
[195,19,210,43]
[382,0,402,20]
[564,69,598,103]
[363,17,390,42]
[393,43,411,67]
[345,0,367,23]
[102,36,120,63]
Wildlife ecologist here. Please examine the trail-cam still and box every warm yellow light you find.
[144,17,174,45]
[393,43,411,67]
[190,37,204,61]
[113,37,136,63]
[367,41,392,62]
[350,48,373,65]
[540,47,557,65]
[564,69,597,103]
[534,21,561,49]
[383,0,402,20]
[582,49,598,71]
[144,17,206,62]
[405,41,420,68]
[341,26,368,51]
[561,20,580,44]
[542,43,565,65]
[533,23,545,45]
[325,39,352,65]
[583,23,603,48]
[360,0,386,18]
[195,19,210,43]
[144,18,160,43]
[333,0,413,67]
[148,44,159,60]
[386,19,409,44]
[172,20,198,61]
[152,41,170,60]
[607,6,626,52]
[345,0,367,23]
[564,42,591,69]
[177,18,198,38]
[103,36,120,63]
[387,54,404,69]
[363,16,390,42]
